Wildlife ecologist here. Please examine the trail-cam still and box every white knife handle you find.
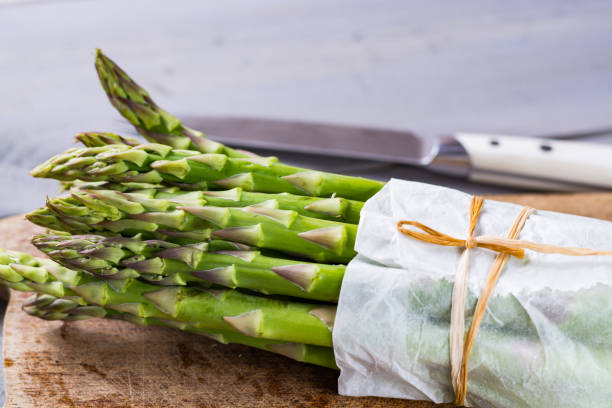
[432,133,612,190]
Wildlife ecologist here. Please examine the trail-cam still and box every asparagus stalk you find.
[33,232,612,348]
[92,53,383,200]
[33,233,345,302]
[28,189,358,263]
[0,249,335,347]
[60,180,167,194]
[23,293,337,369]
[69,183,362,224]
[31,143,384,201]
[95,50,254,159]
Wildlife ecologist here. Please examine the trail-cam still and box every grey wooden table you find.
[1,0,612,405]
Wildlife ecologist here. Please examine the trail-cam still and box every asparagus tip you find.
[223,309,263,337]
[267,343,305,362]
[109,302,145,317]
[71,281,108,305]
[143,287,182,316]
[187,153,228,171]
[309,306,336,331]
[270,264,318,291]
[8,263,48,284]
[304,197,347,218]
[150,159,191,179]
[212,173,254,190]
[202,188,242,200]
[281,171,324,196]
[242,206,296,227]
[298,226,346,250]
[203,288,228,301]
[212,225,262,246]
[80,246,126,264]
[121,257,164,274]
[212,250,258,262]
[191,266,236,287]
[157,246,206,268]
[181,206,230,227]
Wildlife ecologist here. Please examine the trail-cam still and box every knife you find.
[182,116,612,191]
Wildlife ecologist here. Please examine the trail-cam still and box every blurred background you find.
[1,0,612,218]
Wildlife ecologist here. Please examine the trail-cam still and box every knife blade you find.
[182,116,612,191]
[182,116,434,165]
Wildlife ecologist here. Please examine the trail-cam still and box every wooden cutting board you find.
[2,192,612,407]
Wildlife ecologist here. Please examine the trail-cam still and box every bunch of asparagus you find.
[6,49,382,371]
[7,49,610,407]
[0,248,336,369]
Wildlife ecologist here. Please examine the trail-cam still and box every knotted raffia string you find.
[397,196,612,406]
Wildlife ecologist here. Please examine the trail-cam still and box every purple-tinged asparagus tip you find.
[109,302,146,317]
[309,306,336,331]
[212,225,262,246]
[267,343,305,362]
[298,226,346,250]
[157,245,206,268]
[271,264,318,291]
[242,206,296,227]
[150,158,190,178]
[212,173,254,190]
[281,171,324,196]
[191,266,236,287]
[42,298,81,313]
[213,250,258,262]
[181,206,230,227]
[203,288,228,301]
[121,257,164,274]
[131,210,185,229]
[187,153,228,171]
[223,309,263,337]
[143,287,182,316]
[79,246,126,264]
[202,188,242,200]
[71,281,107,305]
[304,198,346,217]
[23,294,55,308]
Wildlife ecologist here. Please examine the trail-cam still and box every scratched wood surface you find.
[2,192,612,407]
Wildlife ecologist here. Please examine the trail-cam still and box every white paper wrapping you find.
[333,179,612,408]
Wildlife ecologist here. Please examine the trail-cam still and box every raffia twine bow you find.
[397,196,612,406]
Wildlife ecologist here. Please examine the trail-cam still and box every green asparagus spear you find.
[0,249,335,347]
[33,233,345,302]
[31,143,384,201]
[23,293,337,369]
[28,189,358,263]
[95,50,254,159]
[67,183,363,224]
